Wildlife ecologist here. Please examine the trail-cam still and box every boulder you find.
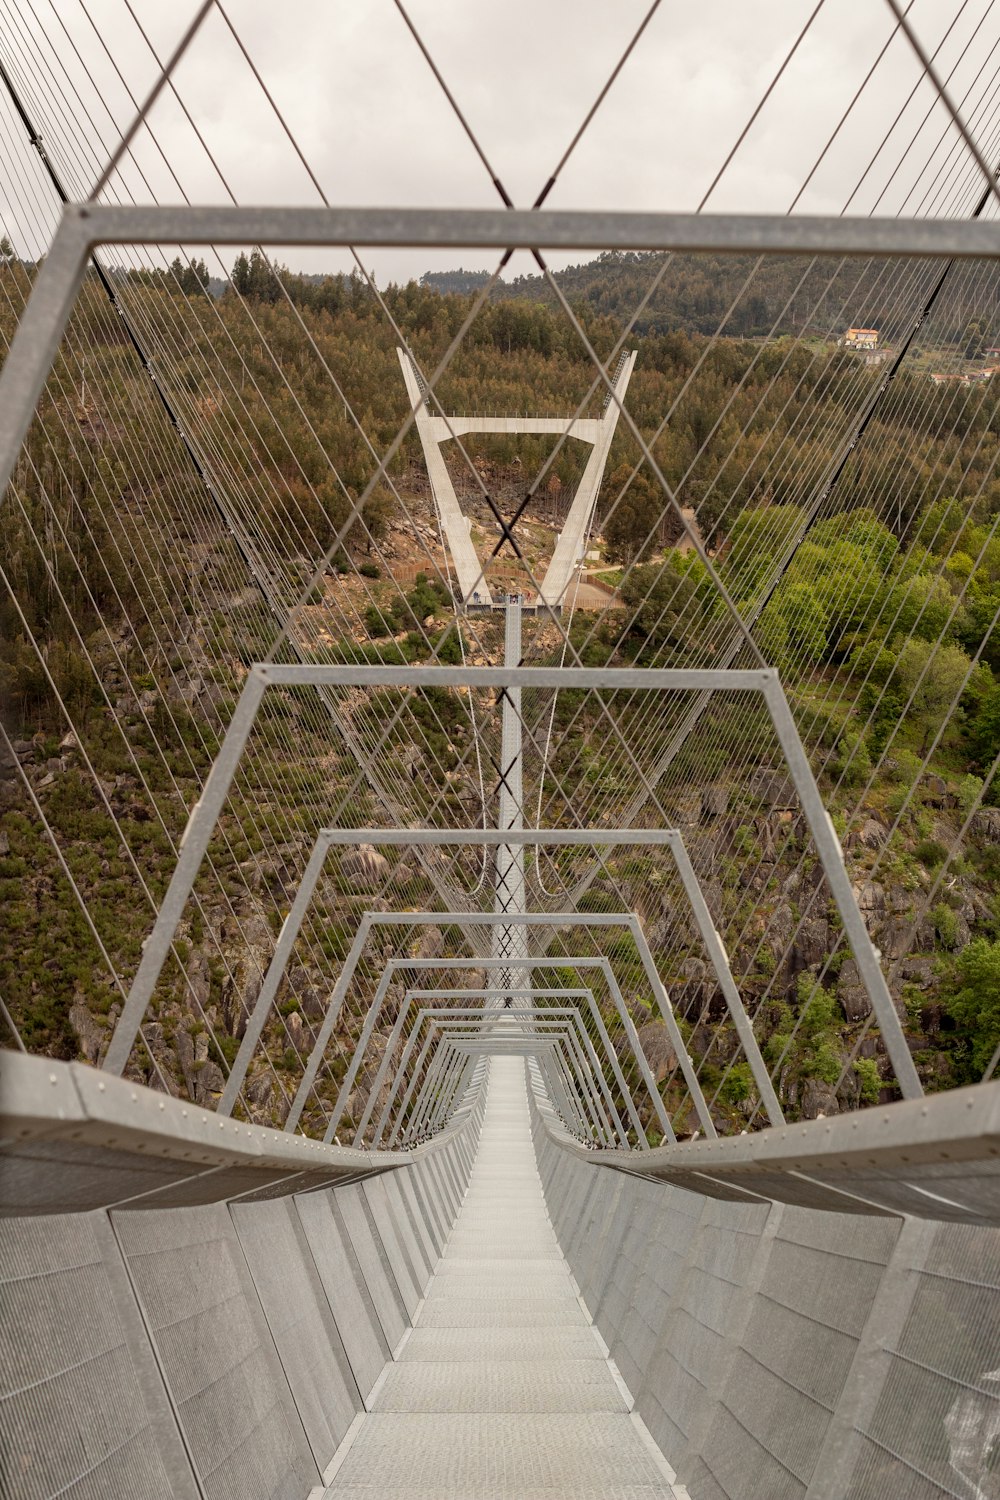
[414,925,445,960]
[801,1077,840,1119]
[848,818,887,851]
[342,844,391,884]
[837,959,872,1022]
[671,791,702,826]
[971,808,1000,845]
[69,1000,106,1064]
[793,917,829,971]
[748,768,796,808]
[701,786,729,819]
[246,1072,273,1109]
[924,774,948,806]
[636,1022,677,1083]
[194,1059,225,1106]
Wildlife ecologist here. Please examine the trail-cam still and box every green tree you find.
[724,503,806,602]
[891,636,972,750]
[946,938,1000,1077]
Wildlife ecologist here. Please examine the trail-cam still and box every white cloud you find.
[1,0,997,279]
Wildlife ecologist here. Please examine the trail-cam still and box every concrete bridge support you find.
[397,348,636,609]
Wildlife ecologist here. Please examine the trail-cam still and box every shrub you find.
[854,1057,881,1104]
[364,606,393,638]
[914,839,948,869]
[932,903,961,949]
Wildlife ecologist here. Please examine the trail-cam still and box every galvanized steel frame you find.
[344,985,633,1148]
[402,1016,600,1143]
[356,1000,624,1147]
[282,908,686,1141]
[220,822,777,1124]
[100,661,918,1104]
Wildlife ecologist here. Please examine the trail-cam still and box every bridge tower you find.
[397,347,636,611]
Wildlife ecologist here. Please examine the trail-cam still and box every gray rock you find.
[701,786,728,819]
[971,808,1000,845]
[195,1059,225,1105]
[924,773,948,805]
[286,1011,304,1048]
[837,960,872,1022]
[748,768,796,808]
[793,917,830,971]
[176,1029,196,1096]
[246,1073,273,1109]
[671,791,702,826]
[853,879,886,916]
[849,817,887,851]
[415,925,445,960]
[880,916,916,962]
[69,1000,106,1064]
[636,1022,677,1083]
[901,956,936,987]
[185,956,211,1011]
[801,1077,840,1118]
[342,843,391,884]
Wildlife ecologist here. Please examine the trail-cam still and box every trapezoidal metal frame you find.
[97,662,920,1102]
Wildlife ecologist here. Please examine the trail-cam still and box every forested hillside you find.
[4,248,1000,1132]
[491,249,1000,343]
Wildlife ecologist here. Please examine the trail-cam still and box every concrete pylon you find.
[397,348,636,611]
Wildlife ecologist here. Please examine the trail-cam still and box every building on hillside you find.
[842,327,879,350]
[929,366,999,385]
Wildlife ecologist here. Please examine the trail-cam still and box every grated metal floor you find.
[324,1057,689,1499]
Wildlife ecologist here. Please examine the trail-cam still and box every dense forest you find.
[424,249,1000,344]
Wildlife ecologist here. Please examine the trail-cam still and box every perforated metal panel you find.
[295,1191,391,1404]
[0,1213,175,1500]
[112,1203,316,1500]
[849,1222,1000,1499]
[231,1197,360,1463]
[335,1184,408,1351]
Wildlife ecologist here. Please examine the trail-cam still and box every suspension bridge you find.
[5,3,1000,1497]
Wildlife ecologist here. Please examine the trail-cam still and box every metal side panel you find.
[0,1211,189,1500]
[361,1177,422,1320]
[294,1192,390,1406]
[401,1157,448,1256]
[111,1203,317,1500]
[230,1197,361,1464]
[389,1170,438,1284]
[334,1183,408,1353]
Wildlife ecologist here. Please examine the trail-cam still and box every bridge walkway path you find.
[323,1054,687,1499]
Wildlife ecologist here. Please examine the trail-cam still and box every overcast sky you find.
[1,0,998,281]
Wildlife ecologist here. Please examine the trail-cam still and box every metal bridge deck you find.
[323,1056,688,1499]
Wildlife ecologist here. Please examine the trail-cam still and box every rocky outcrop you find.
[342,844,391,885]
[636,1022,677,1083]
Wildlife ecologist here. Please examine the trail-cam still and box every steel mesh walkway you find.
[324,1056,687,1500]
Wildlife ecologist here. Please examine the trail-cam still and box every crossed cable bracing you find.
[5,0,1000,1138]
